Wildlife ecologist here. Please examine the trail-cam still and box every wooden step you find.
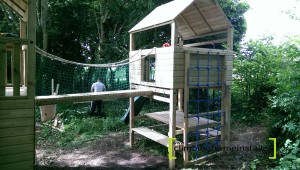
[132,127,169,147]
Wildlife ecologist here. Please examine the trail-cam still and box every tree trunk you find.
[41,0,48,51]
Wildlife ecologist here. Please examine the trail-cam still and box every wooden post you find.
[129,33,135,51]
[169,89,177,169]
[20,20,26,86]
[227,28,234,51]
[51,79,54,95]
[129,33,135,87]
[183,53,190,165]
[221,28,234,147]
[179,36,184,47]
[27,0,37,100]
[224,28,234,147]
[129,97,135,147]
[171,22,178,47]
[0,44,5,96]
[178,89,183,112]
[13,43,21,96]
[22,45,27,86]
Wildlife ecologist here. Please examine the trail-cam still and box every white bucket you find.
[40,105,56,122]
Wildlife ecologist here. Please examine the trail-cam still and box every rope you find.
[36,46,157,68]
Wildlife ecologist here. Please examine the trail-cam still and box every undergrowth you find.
[36,99,129,148]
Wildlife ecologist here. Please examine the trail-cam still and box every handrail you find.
[0,37,28,44]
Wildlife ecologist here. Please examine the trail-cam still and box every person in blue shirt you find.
[90,78,106,116]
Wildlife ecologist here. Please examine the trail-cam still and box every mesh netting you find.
[36,48,130,96]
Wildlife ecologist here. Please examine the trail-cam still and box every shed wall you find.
[0,100,35,170]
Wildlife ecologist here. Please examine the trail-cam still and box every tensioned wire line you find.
[36,46,157,68]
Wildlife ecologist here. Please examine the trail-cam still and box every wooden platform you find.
[145,111,218,130]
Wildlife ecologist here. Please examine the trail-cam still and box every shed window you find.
[142,55,155,82]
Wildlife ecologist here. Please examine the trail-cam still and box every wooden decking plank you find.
[132,127,169,147]
[145,111,218,130]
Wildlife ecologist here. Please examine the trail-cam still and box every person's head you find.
[97,78,101,82]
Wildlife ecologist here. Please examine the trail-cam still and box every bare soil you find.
[36,123,269,170]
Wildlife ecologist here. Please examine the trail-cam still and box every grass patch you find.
[36,100,129,149]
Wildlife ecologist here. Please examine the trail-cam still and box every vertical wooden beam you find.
[22,45,27,86]
[227,28,234,51]
[20,47,24,86]
[20,20,26,86]
[13,43,21,96]
[51,79,54,95]
[178,89,183,112]
[171,22,178,47]
[169,89,177,169]
[129,33,135,88]
[145,57,149,81]
[223,28,234,147]
[20,20,27,38]
[129,97,135,147]
[27,0,36,100]
[0,44,5,96]
[225,28,234,146]
[129,33,135,51]
[179,37,184,47]
[183,52,190,165]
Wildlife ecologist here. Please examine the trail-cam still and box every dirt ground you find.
[35,123,269,170]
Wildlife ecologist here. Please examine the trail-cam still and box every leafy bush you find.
[232,37,300,168]
[232,38,280,123]
[270,37,300,169]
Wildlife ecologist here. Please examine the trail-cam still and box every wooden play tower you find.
[128,0,233,169]
[0,0,36,169]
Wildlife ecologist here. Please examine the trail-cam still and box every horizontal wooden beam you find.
[184,38,227,47]
[131,84,171,95]
[35,90,153,106]
[183,29,228,41]
[183,47,234,55]
[152,95,170,103]
[0,37,28,44]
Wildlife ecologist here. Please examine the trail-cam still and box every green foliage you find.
[233,36,300,168]
[250,159,260,170]
[232,38,281,123]
[269,37,300,169]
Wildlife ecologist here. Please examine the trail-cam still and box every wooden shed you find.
[0,0,36,169]
[128,0,234,168]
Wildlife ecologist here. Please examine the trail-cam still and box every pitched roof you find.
[129,0,233,40]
